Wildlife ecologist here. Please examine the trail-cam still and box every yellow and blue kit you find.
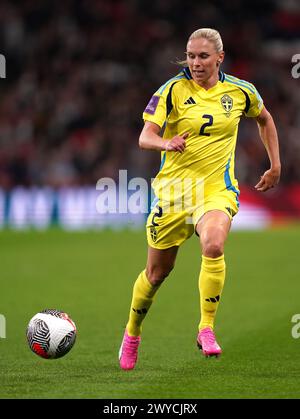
[143,67,263,249]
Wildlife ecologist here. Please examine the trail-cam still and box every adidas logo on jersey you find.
[184,97,196,105]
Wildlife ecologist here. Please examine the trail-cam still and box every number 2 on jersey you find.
[199,114,213,136]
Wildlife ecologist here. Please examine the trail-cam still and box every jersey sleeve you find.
[142,80,178,128]
[244,85,264,118]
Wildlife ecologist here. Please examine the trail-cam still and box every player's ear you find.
[217,51,225,67]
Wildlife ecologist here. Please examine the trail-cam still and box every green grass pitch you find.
[0,226,300,399]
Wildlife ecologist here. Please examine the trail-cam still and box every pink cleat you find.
[197,327,222,357]
[119,329,141,370]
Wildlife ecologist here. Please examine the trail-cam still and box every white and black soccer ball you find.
[26,309,77,359]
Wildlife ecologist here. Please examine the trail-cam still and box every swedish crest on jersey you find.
[150,226,157,242]
[221,94,233,112]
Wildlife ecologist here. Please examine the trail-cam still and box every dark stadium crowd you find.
[0,0,299,189]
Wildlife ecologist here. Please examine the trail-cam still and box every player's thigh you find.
[196,210,231,237]
[196,210,231,254]
[146,246,179,284]
[194,188,238,244]
[146,245,179,272]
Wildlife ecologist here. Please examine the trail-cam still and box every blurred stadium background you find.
[1,0,300,400]
[0,0,299,230]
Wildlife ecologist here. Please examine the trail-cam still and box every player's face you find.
[186,38,224,86]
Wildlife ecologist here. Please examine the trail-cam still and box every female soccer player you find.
[119,28,281,370]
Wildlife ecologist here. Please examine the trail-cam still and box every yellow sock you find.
[199,255,226,331]
[126,270,161,337]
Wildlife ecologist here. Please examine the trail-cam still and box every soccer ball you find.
[26,309,77,359]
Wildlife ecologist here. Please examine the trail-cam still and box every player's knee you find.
[146,264,174,286]
[202,240,224,258]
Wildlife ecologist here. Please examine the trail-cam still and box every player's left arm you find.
[255,107,281,192]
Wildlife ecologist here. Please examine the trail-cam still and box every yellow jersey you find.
[143,68,263,206]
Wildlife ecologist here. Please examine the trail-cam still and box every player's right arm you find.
[139,121,188,153]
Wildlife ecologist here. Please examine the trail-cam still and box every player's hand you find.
[255,167,281,192]
[164,133,189,153]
